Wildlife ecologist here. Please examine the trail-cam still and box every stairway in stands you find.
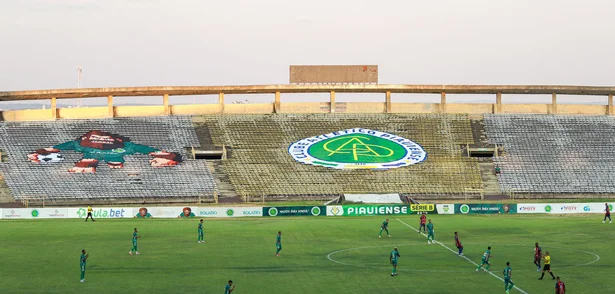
[470,116,503,198]
[207,161,238,198]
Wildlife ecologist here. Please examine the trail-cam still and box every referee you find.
[539,251,556,280]
[85,205,95,222]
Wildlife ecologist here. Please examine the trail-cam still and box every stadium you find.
[0,64,613,293]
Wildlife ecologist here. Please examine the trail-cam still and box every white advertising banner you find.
[74,207,133,219]
[1,208,31,219]
[133,206,198,218]
[30,208,69,219]
[223,207,263,217]
[517,203,613,214]
[436,204,455,214]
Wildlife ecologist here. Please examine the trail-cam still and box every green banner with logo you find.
[326,205,411,216]
[455,204,517,214]
[263,206,325,217]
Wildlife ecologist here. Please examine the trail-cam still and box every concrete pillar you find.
[51,97,57,119]
[495,93,502,114]
[274,92,281,113]
[440,92,447,113]
[551,93,557,114]
[107,95,114,117]
[385,91,391,113]
[163,94,170,115]
[218,93,225,113]
[330,91,336,113]
[608,94,613,115]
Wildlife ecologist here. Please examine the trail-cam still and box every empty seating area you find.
[484,114,615,193]
[0,116,217,203]
[197,114,482,197]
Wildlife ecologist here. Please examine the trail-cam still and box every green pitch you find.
[1,215,613,293]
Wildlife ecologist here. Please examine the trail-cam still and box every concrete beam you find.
[330,91,336,113]
[495,93,502,113]
[163,94,170,115]
[440,92,447,113]
[551,93,557,114]
[274,92,281,113]
[51,97,57,119]
[218,93,225,113]
[107,95,114,117]
[608,94,613,115]
[385,91,391,113]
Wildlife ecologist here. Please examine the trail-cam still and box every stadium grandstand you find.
[1,83,615,206]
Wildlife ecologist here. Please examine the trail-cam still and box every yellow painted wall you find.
[446,103,493,114]
[114,106,165,117]
[558,104,606,115]
[501,104,549,114]
[58,107,109,119]
[279,102,327,113]
[391,103,439,113]
[2,109,53,121]
[225,103,273,114]
[344,102,386,113]
[171,104,222,115]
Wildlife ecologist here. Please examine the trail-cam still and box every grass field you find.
[1,214,613,293]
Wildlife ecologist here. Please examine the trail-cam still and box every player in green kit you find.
[390,247,400,276]
[275,231,282,256]
[503,262,515,294]
[198,219,204,243]
[80,249,89,282]
[224,280,235,293]
[476,246,492,272]
[129,228,141,255]
[426,219,435,244]
[379,219,390,238]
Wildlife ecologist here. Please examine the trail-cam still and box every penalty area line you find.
[396,218,529,294]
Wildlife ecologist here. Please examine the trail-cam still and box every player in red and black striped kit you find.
[534,242,542,271]
[555,277,566,294]
[454,232,463,256]
[419,214,427,233]
[603,203,612,224]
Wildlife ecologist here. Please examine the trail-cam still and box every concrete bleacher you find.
[197,113,482,198]
[0,116,218,204]
[484,114,615,194]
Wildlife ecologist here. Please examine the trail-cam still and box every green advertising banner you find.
[263,206,326,217]
[455,204,517,214]
[326,205,411,216]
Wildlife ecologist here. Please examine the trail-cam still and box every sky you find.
[1,0,614,107]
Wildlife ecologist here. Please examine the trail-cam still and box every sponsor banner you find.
[75,207,133,219]
[409,204,438,214]
[517,203,613,214]
[263,206,325,217]
[436,204,454,214]
[580,203,613,214]
[456,204,517,214]
[0,208,2,219]
[2,208,31,219]
[224,207,262,217]
[29,208,69,219]
[327,205,411,216]
[133,206,197,218]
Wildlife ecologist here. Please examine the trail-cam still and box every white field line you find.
[396,218,529,294]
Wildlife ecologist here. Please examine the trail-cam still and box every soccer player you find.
[539,251,556,280]
[129,228,141,255]
[85,205,95,222]
[379,219,390,238]
[224,280,235,293]
[80,249,89,282]
[454,232,463,256]
[426,219,435,244]
[198,219,204,243]
[476,246,492,272]
[604,203,612,224]
[555,276,566,294]
[390,247,400,277]
[534,242,542,271]
[503,261,514,294]
[419,214,427,233]
[275,231,282,256]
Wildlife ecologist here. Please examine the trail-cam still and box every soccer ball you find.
[37,153,64,164]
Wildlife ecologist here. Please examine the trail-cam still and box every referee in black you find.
[86,205,95,222]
